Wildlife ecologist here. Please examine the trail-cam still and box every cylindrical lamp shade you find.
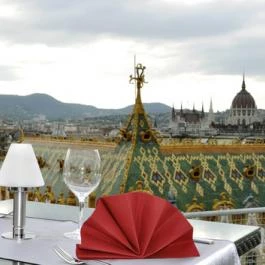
[0,143,44,187]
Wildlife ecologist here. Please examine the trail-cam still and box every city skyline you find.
[0,0,265,111]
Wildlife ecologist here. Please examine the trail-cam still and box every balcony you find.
[184,207,265,265]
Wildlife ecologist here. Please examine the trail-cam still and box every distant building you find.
[51,123,67,138]
[226,75,261,126]
[169,75,264,137]
[212,76,265,136]
[169,100,216,136]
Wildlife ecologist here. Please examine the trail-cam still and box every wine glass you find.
[63,148,101,240]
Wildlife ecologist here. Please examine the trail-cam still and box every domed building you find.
[226,75,261,126]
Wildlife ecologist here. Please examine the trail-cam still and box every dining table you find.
[0,199,261,265]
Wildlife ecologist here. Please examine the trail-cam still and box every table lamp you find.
[0,143,44,240]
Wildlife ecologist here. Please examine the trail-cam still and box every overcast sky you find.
[0,0,265,111]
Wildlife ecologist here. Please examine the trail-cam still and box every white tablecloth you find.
[0,216,240,265]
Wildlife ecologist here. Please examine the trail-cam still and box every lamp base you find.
[1,231,35,240]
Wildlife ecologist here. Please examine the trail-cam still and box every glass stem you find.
[78,199,85,231]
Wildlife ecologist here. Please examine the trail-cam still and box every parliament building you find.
[169,75,264,137]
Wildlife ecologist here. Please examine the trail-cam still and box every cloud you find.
[177,33,265,77]
[0,65,20,81]
[0,0,264,110]
[0,0,261,79]
[0,0,262,45]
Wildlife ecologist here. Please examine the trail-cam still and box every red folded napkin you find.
[76,192,199,259]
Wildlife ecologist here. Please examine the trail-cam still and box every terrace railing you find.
[184,207,265,265]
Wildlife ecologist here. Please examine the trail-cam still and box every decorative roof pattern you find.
[26,141,265,213]
[97,144,265,211]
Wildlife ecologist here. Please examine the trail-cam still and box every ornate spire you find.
[119,63,158,145]
[129,63,148,114]
[201,103,205,118]
[180,103,183,116]
[242,73,246,91]
[117,63,159,194]
[171,104,175,121]
[209,98,213,113]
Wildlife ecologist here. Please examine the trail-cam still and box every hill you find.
[0,93,171,120]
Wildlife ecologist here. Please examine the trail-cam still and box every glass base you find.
[1,231,35,240]
[64,228,81,241]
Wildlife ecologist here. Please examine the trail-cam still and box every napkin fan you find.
[77,192,199,259]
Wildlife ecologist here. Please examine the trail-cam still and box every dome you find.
[231,79,256,109]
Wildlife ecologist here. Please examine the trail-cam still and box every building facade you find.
[226,76,261,126]
[169,100,216,137]
[169,75,264,136]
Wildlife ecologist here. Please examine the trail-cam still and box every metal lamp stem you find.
[1,187,35,240]
[13,187,26,238]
